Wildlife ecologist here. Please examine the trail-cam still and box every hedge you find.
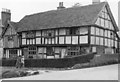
[1,52,96,68]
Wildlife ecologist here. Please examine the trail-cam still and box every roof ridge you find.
[25,2,107,18]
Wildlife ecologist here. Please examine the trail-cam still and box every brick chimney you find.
[57,2,65,10]
[1,8,11,26]
[92,0,100,4]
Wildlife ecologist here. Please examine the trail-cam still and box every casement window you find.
[66,28,79,35]
[100,37,104,45]
[72,36,78,44]
[79,27,88,35]
[59,29,66,35]
[79,36,88,44]
[36,31,41,36]
[91,27,95,35]
[66,36,71,44]
[67,47,80,56]
[96,37,100,45]
[22,39,26,45]
[96,28,100,36]
[59,36,64,44]
[100,29,104,36]
[91,36,95,44]
[26,32,35,38]
[28,46,37,55]
[36,38,41,44]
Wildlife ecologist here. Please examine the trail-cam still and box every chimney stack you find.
[118,1,120,30]
[57,2,65,10]
[1,8,11,26]
[92,0,100,4]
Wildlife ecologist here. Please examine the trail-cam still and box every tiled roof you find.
[17,2,107,32]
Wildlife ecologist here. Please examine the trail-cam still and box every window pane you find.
[108,31,110,38]
[80,36,88,44]
[91,36,95,44]
[52,38,55,44]
[72,36,78,44]
[100,38,103,45]
[30,39,32,44]
[105,38,108,46]
[80,27,88,34]
[105,30,108,37]
[45,38,48,44]
[55,37,58,44]
[48,38,51,44]
[27,39,29,45]
[36,38,41,44]
[36,31,41,36]
[108,39,111,47]
[59,29,66,35]
[42,38,44,44]
[100,29,104,36]
[22,39,26,45]
[96,37,99,45]
[59,37,64,44]
[91,27,95,35]
[96,28,99,35]
[22,33,26,38]
[66,36,71,44]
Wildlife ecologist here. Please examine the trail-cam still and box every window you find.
[79,27,88,35]
[59,36,64,44]
[100,29,104,36]
[36,31,41,36]
[22,33,26,38]
[22,39,26,45]
[96,37,100,45]
[28,47,37,55]
[105,38,108,46]
[91,27,95,35]
[66,28,79,35]
[91,36,95,44]
[72,36,78,44]
[105,30,108,37]
[66,36,71,44]
[100,38,103,45]
[26,39,35,45]
[36,38,41,44]
[96,28,100,35]
[80,36,88,44]
[26,32,35,38]
[59,29,66,35]
[67,47,80,56]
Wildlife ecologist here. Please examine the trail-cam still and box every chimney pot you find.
[92,0,100,4]
[57,2,65,10]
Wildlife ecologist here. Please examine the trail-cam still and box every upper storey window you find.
[26,32,35,38]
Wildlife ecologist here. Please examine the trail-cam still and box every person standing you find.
[16,55,22,68]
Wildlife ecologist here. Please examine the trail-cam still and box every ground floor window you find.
[28,46,37,55]
[3,49,21,59]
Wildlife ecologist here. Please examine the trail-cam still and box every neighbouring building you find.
[1,9,22,59]
[1,1,120,59]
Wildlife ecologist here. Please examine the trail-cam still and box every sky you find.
[0,0,119,25]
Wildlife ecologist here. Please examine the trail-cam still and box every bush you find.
[2,71,20,78]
